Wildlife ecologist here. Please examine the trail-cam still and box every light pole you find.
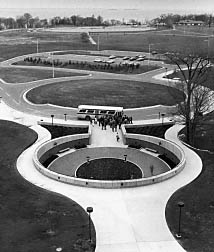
[51,114,54,126]
[148,43,152,67]
[97,34,100,51]
[124,154,127,162]
[165,67,168,78]
[64,113,67,121]
[161,113,165,125]
[36,39,39,54]
[86,206,93,242]
[176,201,184,238]
[51,52,55,78]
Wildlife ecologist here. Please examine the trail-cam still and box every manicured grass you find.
[26,79,184,109]
[165,151,214,252]
[40,124,89,139]
[0,28,213,62]
[0,67,86,83]
[0,31,94,61]
[166,111,214,252]
[76,158,142,180]
[91,29,213,57]
[0,120,95,252]
[125,124,174,139]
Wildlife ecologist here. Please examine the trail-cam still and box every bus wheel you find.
[85,116,90,121]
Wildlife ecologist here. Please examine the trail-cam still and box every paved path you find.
[0,50,203,251]
[90,123,125,147]
[13,107,202,252]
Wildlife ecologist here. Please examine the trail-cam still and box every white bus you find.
[77,105,123,120]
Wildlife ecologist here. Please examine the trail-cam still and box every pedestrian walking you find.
[116,132,120,142]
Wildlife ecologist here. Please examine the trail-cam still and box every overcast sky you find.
[0,0,213,20]
[1,0,214,12]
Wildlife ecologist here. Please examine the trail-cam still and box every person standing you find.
[116,132,120,142]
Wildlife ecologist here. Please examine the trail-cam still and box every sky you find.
[0,0,213,20]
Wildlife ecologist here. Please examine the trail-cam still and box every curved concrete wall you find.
[48,147,170,177]
[33,128,186,188]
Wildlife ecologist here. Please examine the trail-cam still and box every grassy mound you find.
[0,120,95,252]
[26,79,184,109]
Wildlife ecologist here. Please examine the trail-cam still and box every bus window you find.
[87,110,95,114]
[79,109,86,113]
[108,110,115,115]
[99,110,107,114]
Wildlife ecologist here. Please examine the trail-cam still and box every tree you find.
[23,13,32,28]
[166,53,214,145]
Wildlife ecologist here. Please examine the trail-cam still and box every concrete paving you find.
[0,55,203,252]
[5,97,201,252]
[89,122,125,147]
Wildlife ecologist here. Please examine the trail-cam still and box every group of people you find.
[90,113,133,132]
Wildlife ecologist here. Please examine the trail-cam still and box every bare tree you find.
[166,53,214,144]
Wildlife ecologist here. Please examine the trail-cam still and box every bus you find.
[77,105,124,120]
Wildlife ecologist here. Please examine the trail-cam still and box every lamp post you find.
[165,67,168,78]
[124,154,127,162]
[176,201,184,238]
[204,38,209,60]
[148,43,153,67]
[51,114,54,126]
[97,34,100,51]
[36,39,39,54]
[51,52,55,78]
[64,113,67,121]
[161,113,165,125]
[86,206,93,242]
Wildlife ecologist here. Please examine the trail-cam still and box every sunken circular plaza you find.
[33,127,186,188]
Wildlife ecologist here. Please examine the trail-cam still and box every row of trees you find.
[0,12,134,30]
[23,56,148,74]
[152,13,213,28]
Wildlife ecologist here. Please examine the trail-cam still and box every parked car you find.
[109,55,117,59]
[123,56,130,60]
[94,58,103,63]
[106,59,115,64]
[129,56,138,61]
[137,57,145,61]
[151,51,158,55]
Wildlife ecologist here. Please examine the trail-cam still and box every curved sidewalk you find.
[16,122,202,252]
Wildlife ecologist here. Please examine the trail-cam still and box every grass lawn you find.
[0,67,86,83]
[0,120,95,252]
[76,158,142,180]
[0,31,95,61]
[91,29,214,57]
[166,110,214,252]
[165,151,214,252]
[0,28,213,62]
[26,79,184,108]
[125,124,174,139]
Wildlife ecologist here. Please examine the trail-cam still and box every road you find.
[0,50,177,121]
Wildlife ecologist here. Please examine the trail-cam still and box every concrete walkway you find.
[13,110,202,252]
[90,122,125,147]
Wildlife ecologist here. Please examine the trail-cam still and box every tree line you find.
[152,13,213,28]
[0,12,125,30]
